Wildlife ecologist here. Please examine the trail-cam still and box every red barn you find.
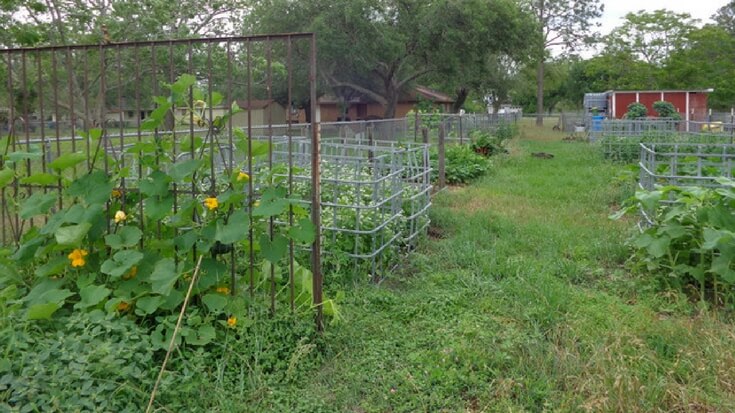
[606,89,713,123]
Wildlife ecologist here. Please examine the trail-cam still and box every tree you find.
[605,10,699,66]
[713,1,735,35]
[253,0,533,118]
[524,0,603,126]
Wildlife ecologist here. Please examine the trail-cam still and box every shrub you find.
[612,179,735,307]
[431,145,490,185]
[652,100,682,120]
[625,102,648,119]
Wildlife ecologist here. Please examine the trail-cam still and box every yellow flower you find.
[117,301,130,312]
[68,249,88,268]
[111,189,122,198]
[216,286,230,295]
[227,316,237,328]
[204,197,219,211]
[253,200,260,208]
[123,266,137,280]
[114,210,127,224]
[237,171,250,182]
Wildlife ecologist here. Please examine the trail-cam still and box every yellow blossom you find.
[227,316,237,328]
[237,171,250,182]
[216,286,230,295]
[111,189,122,198]
[204,197,219,211]
[68,249,88,268]
[114,210,127,224]
[123,266,137,280]
[117,301,130,312]
[253,200,260,208]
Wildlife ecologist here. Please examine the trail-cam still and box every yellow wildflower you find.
[68,249,88,268]
[123,266,138,280]
[204,197,219,211]
[114,210,127,224]
[111,189,122,198]
[216,286,230,295]
[117,301,130,312]
[253,200,260,208]
[227,316,237,328]
[237,171,250,182]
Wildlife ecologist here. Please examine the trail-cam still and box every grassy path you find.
[262,127,735,412]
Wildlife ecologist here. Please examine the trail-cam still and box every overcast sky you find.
[598,0,728,34]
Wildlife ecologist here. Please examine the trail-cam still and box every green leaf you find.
[105,226,143,249]
[150,258,178,296]
[34,256,69,278]
[288,218,316,244]
[168,159,202,182]
[19,192,57,220]
[215,210,249,244]
[135,295,164,315]
[6,149,42,163]
[647,236,671,259]
[19,172,60,186]
[186,324,216,346]
[260,233,288,263]
[170,74,197,96]
[67,171,114,205]
[711,254,735,284]
[54,223,92,246]
[253,187,289,217]
[174,230,198,253]
[74,284,111,310]
[27,302,60,320]
[0,168,15,188]
[201,293,227,312]
[145,195,174,221]
[140,171,171,197]
[101,250,144,279]
[48,152,86,172]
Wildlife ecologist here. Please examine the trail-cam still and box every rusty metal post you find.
[438,124,446,189]
[309,34,323,332]
[414,111,419,142]
[421,127,428,144]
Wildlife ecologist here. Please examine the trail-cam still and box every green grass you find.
[233,122,735,412]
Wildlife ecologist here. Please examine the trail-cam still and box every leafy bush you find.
[431,145,490,185]
[625,102,648,119]
[613,179,735,307]
[600,133,732,163]
[0,311,157,411]
[653,100,682,120]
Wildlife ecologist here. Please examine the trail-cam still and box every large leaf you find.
[67,171,114,205]
[185,325,216,346]
[20,172,60,186]
[48,152,86,172]
[288,218,316,244]
[260,233,288,263]
[54,223,92,246]
[150,258,178,296]
[215,210,249,244]
[105,226,143,249]
[201,293,227,313]
[252,187,289,217]
[5,149,42,163]
[27,303,60,320]
[145,195,174,221]
[140,171,171,197]
[168,159,202,182]
[34,256,68,278]
[0,168,15,188]
[19,192,57,220]
[101,250,144,279]
[135,295,165,315]
[74,284,111,310]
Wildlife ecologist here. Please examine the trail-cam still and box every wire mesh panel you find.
[0,34,323,324]
[271,137,431,280]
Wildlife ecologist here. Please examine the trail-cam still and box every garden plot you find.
[270,138,431,280]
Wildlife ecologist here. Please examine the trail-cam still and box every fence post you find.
[367,125,374,161]
[414,111,419,142]
[459,114,463,145]
[438,124,446,189]
[421,127,428,144]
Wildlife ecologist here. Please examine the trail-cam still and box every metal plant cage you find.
[637,141,735,225]
[270,137,431,279]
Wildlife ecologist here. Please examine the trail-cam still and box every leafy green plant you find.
[470,129,511,157]
[653,100,682,120]
[431,145,490,185]
[613,178,735,307]
[625,102,648,119]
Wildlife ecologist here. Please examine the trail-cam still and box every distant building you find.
[317,85,455,122]
[604,89,713,123]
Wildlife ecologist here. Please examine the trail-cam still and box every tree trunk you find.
[383,88,398,119]
[452,88,469,113]
[536,58,544,127]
